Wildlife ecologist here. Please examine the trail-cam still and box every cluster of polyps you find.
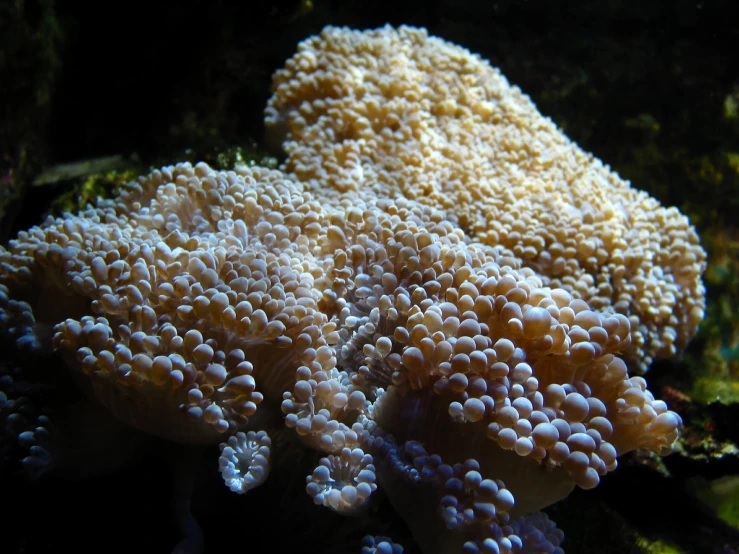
[0,23,703,554]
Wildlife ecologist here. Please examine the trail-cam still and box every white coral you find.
[218,430,271,494]
[306,446,377,512]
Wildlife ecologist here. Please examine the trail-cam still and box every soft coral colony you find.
[0,25,706,554]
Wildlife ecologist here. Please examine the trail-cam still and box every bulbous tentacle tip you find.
[306,446,377,513]
[361,535,404,554]
[218,429,272,494]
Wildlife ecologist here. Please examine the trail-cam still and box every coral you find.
[0,24,706,554]
[218,429,272,493]
[362,535,404,554]
[0,360,54,478]
[266,25,706,374]
[1,163,333,445]
[305,446,377,512]
[0,160,683,553]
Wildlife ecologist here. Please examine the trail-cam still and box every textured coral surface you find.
[267,26,706,374]
[0,25,707,554]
